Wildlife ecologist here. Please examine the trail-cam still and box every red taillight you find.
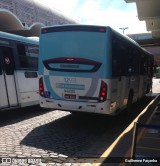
[66,58,74,61]
[43,29,47,33]
[99,28,105,32]
[99,81,107,102]
[39,77,44,97]
[101,92,106,96]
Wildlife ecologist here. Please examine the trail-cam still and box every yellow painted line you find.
[119,107,157,161]
[93,98,156,166]
[137,146,160,151]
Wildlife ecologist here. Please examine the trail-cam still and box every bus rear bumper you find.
[39,97,112,115]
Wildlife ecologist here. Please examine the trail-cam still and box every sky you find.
[39,0,148,35]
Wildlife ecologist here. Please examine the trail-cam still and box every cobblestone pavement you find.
[0,96,154,166]
[0,108,108,166]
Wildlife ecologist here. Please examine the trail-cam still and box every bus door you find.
[0,46,18,109]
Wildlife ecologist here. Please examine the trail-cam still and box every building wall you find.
[0,0,76,27]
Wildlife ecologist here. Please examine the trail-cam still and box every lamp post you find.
[119,27,128,34]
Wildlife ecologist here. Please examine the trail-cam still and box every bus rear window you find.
[41,31,106,62]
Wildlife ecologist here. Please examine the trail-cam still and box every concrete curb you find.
[93,95,160,166]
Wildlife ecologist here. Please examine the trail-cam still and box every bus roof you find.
[0,31,39,45]
[41,24,152,56]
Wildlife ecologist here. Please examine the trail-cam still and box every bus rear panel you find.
[39,25,113,114]
[39,25,153,115]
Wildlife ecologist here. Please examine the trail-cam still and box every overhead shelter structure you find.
[125,0,160,66]
[125,0,160,38]
[0,0,77,37]
[0,9,44,37]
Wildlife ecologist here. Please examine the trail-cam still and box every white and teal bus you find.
[0,31,39,111]
[39,25,153,115]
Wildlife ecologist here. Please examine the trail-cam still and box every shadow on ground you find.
[20,96,154,158]
[0,106,51,127]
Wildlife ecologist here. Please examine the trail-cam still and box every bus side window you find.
[17,44,38,70]
[0,61,2,75]
[143,54,148,74]
[112,35,130,77]
[0,52,2,75]
[127,47,139,75]
[120,44,128,76]
[150,56,154,77]
[27,45,38,69]
[140,54,144,74]
[112,37,122,77]
[17,44,28,68]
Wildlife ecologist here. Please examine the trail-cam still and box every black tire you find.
[146,84,151,94]
[127,91,133,114]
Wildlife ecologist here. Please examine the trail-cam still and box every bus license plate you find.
[64,94,76,99]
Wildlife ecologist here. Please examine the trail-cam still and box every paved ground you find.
[94,78,160,166]
[0,79,159,166]
[0,110,71,166]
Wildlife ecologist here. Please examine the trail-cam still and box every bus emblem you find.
[5,57,10,64]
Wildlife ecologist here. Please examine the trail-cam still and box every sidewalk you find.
[130,103,160,165]
[94,94,160,166]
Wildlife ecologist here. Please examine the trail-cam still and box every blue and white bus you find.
[0,31,39,110]
[39,25,153,115]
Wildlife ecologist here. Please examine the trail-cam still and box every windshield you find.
[40,31,106,62]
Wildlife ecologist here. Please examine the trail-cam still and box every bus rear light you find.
[99,81,107,102]
[101,92,106,96]
[42,29,48,33]
[67,58,74,61]
[39,77,45,97]
[99,28,105,32]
